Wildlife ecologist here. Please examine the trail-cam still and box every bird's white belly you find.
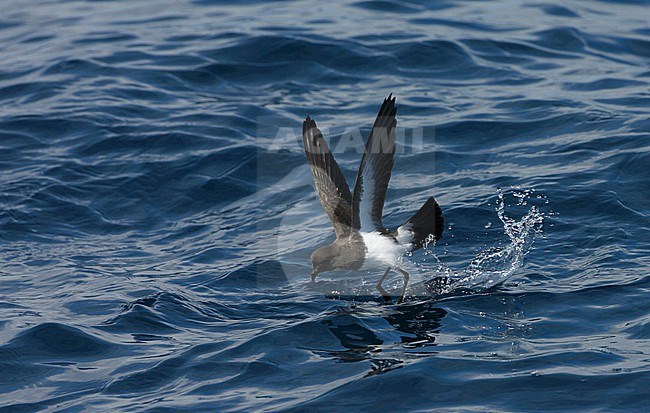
[360,231,406,269]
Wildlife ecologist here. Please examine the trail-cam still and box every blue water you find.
[1,0,649,411]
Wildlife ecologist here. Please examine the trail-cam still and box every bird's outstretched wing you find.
[352,94,397,232]
[302,116,355,239]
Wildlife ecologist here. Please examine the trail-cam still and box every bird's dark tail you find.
[393,197,444,250]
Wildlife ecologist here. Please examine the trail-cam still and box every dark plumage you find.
[302,95,444,302]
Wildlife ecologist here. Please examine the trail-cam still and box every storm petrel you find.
[302,95,444,302]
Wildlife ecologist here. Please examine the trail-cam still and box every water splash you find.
[296,187,546,301]
[421,187,545,296]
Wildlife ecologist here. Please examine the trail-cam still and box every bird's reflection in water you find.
[316,300,447,376]
[387,301,447,349]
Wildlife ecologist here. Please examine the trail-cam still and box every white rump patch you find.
[396,224,414,250]
[361,231,407,269]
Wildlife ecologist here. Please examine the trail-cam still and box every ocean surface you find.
[1,0,649,411]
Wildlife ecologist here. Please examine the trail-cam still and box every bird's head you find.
[310,244,336,282]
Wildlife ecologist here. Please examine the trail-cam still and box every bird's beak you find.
[310,270,318,282]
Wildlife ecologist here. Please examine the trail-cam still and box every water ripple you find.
[1,0,649,411]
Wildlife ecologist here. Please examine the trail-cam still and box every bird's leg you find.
[376,267,392,302]
[395,267,410,303]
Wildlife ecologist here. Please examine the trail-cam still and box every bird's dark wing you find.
[352,94,397,232]
[302,116,355,239]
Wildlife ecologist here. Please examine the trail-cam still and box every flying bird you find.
[302,95,444,302]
